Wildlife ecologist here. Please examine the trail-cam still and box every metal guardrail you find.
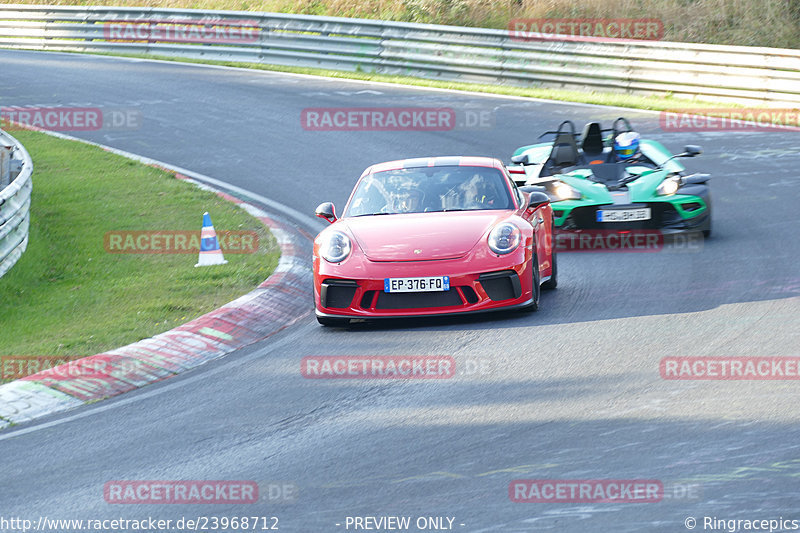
[1,5,799,106]
[0,128,32,279]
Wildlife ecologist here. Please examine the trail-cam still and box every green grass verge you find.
[0,129,279,361]
[49,50,741,112]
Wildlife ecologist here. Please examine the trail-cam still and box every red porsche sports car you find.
[313,156,557,326]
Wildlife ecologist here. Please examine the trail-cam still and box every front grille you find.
[660,205,682,225]
[479,270,521,301]
[360,290,376,309]
[321,279,358,309]
[461,286,479,304]
[375,290,464,310]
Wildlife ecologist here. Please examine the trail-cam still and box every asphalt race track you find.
[1,49,800,531]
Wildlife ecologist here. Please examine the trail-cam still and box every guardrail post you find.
[0,144,12,189]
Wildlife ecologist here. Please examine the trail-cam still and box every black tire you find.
[702,212,712,238]
[702,194,712,238]
[317,316,350,327]
[541,247,558,290]
[523,253,540,312]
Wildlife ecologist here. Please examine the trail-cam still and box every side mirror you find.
[315,202,337,223]
[511,153,530,165]
[527,191,550,209]
[682,145,703,157]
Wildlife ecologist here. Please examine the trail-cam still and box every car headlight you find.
[488,223,521,255]
[319,230,351,263]
[551,181,581,200]
[656,175,682,196]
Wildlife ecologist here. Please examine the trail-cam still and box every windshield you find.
[344,165,515,217]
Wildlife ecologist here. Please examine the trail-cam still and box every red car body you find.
[313,156,556,325]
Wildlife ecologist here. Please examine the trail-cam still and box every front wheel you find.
[522,253,540,312]
[541,247,558,290]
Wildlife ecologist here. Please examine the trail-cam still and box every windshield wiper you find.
[351,212,396,217]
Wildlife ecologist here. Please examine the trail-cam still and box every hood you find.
[343,211,508,261]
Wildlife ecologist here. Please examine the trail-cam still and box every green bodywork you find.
[512,139,709,227]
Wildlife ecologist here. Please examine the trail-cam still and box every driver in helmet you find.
[613,131,641,161]
[391,186,424,213]
[462,173,496,209]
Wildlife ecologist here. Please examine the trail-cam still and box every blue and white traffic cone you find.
[194,212,228,267]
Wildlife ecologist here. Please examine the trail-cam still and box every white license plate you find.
[384,276,450,293]
[597,208,651,222]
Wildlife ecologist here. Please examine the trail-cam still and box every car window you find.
[344,166,514,217]
[508,175,523,206]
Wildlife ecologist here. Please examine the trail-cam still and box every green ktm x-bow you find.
[509,118,711,237]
